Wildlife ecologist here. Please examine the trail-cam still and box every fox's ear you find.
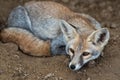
[60,20,78,42]
[87,28,110,47]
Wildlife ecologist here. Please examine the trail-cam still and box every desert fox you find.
[0,1,110,71]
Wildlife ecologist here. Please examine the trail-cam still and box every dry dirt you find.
[0,0,120,80]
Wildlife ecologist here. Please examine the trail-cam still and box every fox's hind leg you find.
[8,6,31,31]
[0,27,51,57]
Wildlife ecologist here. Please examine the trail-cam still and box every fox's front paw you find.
[88,60,96,67]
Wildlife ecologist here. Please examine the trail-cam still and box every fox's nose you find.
[70,64,76,70]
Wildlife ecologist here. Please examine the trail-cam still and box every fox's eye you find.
[82,52,90,56]
[69,48,75,54]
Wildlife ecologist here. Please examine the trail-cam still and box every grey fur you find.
[51,34,66,55]
[8,6,32,31]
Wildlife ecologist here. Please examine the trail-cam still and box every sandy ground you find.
[0,0,120,80]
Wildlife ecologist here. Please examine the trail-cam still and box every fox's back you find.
[8,1,101,40]
[24,1,73,19]
[24,1,101,37]
[24,1,74,39]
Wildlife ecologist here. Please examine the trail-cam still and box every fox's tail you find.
[0,27,51,57]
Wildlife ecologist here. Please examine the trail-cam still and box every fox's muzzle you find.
[69,55,83,70]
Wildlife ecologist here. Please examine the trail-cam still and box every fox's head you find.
[60,20,110,71]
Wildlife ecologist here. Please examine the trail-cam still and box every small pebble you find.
[44,73,55,79]
[0,70,4,75]
[13,55,20,59]
[87,77,91,80]
[110,23,117,29]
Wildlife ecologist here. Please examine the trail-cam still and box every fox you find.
[0,1,110,71]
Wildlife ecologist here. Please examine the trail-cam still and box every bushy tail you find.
[0,27,51,57]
